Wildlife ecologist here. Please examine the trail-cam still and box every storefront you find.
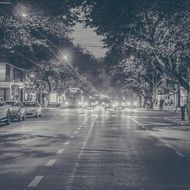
[0,81,24,101]
[0,62,25,101]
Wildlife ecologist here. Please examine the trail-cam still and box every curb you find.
[164,117,188,126]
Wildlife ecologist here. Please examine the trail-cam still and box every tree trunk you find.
[186,66,190,125]
[187,93,190,125]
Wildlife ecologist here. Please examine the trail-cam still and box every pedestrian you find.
[147,100,150,109]
[159,98,164,111]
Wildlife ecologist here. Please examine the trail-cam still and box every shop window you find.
[0,63,6,81]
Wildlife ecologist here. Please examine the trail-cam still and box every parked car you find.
[0,97,12,125]
[6,101,26,121]
[23,101,42,118]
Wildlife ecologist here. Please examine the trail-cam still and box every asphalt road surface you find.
[0,108,190,190]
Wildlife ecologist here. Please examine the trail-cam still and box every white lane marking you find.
[175,150,184,157]
[74,131,78,134]
[164,143,184,157]
[127,116,146,130]
[165,117,186,126]
[128,116,185,158]
[67,116,98,190]
[77,127,81,130]
[46,159,56,167]
[64,141,70,145]
[57,149,64,154]
[28,176,43,187]
[71,135,74,138]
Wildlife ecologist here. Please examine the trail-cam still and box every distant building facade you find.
[0,62,25,101]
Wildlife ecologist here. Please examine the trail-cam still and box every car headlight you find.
[78,102,82,105]
[65,101,69,106]
[84,102,88,106]
[122,103,125,106]
[133,102,137,106]
[127,102,131,106]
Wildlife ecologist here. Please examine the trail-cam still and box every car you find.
[113,101,125,110]
[83,98,98,109]
[0,97,12,125]
[23,101,42,118]
[126,100,139,109]
[104,101,117,110]
[6,101,26,121]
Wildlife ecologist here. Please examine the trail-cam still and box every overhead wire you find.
[36,29,91,85]
[0,7,93,87]
[0,7,79,79]
[36,30,83,77]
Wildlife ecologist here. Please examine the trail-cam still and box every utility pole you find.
[187,66,190,125]
[152,69,157,109]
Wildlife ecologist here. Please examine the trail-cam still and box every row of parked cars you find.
[0,97,42,126]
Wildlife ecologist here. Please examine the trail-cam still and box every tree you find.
[82,0,190,108]
[0,1,101,96]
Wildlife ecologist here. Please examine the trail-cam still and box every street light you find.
[63,54,68,61]
[22,12,27,18]
[30,73,35,79]
[130,55,135,61]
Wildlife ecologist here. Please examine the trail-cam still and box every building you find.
[0,62,25,101]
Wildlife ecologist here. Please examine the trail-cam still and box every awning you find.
[0,82,24,89]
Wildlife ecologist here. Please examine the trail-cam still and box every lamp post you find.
[187,66,190,125]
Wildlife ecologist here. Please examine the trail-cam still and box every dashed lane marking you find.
[46,159,56,167]
[71,135,74,138]
[66,115,98,190]
[64,141,70,145]
[57,149,64,154]
[74,131,78,134]
[128,116,185,158]
[28,176,43,188]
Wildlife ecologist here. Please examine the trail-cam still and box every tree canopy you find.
[81,0,190,96]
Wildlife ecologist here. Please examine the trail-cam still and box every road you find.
[0,108,190,190]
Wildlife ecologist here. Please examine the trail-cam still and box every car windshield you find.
[23,102,37,107]
[6,102,20,107]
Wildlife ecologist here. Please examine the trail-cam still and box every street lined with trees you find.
[1,1,190,190]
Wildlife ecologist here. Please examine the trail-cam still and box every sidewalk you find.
[164,112,188,126]
[144,107,189,126]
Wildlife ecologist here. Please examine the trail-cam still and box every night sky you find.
[71,23,107,58]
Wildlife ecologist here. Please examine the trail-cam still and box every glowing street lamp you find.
[22,12,27,17]
[30,73,35,79]
[130,55,135,61]
[63,55,68,60]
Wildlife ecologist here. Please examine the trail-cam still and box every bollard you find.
[181,106,186,121]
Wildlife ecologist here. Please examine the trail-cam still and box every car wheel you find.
[5,112,11,125]
[22,115,26,121]
[39,114,41,118]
